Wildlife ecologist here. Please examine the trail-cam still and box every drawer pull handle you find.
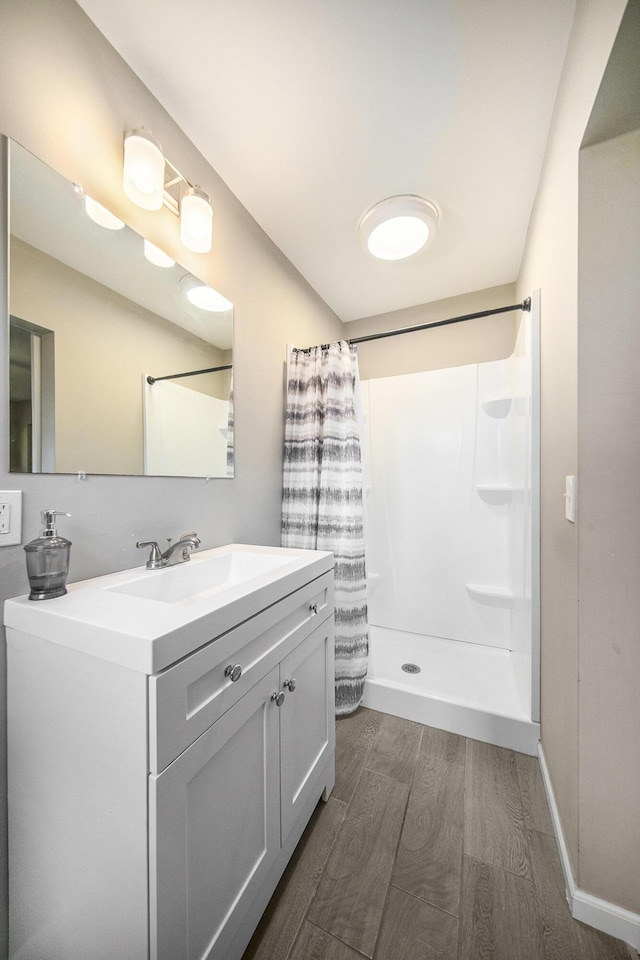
[224,664,243,683]
[271,691,285,707]
[283,677,297,692]
[309,602,319,615]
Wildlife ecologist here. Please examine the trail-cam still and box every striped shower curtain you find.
[281,340,369,715]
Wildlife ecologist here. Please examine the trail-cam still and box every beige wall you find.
[0,0,343,952]
[2,0,638,952]
[11,239,231,474]
[343,283,519,380]
[578,127,640,912]
[516,0,628,896]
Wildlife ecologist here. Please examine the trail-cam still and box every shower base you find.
[362,625,540,755]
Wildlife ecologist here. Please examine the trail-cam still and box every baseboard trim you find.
[538,744,640,952]
[537,744,577,900]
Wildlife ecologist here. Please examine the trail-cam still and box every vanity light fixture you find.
[143,239,175,268]
[123,129,214,254]
[359,195,439,261]
[180,187,214,255]
[123,130,165,211]
[179,274,233,313]
[84,195,125,231]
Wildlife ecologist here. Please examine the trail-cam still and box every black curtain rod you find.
[146,363,233,385]
[347,297,531,346]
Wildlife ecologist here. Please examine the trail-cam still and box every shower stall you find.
[360,300,540,754]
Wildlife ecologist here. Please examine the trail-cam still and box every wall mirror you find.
[6,136,234,478]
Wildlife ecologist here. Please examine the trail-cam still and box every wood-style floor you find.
[243,708,635,960]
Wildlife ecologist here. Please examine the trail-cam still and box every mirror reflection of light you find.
[143,239,175,268]
[180,274,233,313]
[84,195,125,231]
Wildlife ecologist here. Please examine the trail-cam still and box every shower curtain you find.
[281,340,369,715]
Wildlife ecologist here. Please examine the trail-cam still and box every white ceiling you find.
[76,0,576,322]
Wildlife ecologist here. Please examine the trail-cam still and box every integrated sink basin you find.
[105,548,297,606]
[3,542,334,674]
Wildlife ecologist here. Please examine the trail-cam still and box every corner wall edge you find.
[538,743,640,951]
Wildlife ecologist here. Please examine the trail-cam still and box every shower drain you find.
[401,662,421,674]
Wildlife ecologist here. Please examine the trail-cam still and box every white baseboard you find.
[538,744,640,952]
[537,744,577,900]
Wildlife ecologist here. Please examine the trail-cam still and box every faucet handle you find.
[179,532,201,545]
[136,540,163,569]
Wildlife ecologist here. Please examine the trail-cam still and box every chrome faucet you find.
[136,533,201,569]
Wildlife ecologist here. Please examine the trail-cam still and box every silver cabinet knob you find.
[283,678,297,692]
[271,691,285,707]
[224,664,242,682]
[309,602,319,615]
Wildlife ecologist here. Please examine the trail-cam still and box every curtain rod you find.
[146,363,233,385]
[347,297,531,346]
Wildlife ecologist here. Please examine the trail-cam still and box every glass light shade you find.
[359,195,439,261]
[367,216,430,260]
[123,130,165,211]
[180,187,213,253]
[84,195,125,230]
[143,239,175,268]
[180,275,232,312]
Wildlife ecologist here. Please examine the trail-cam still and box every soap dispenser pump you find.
[24,510,72,600]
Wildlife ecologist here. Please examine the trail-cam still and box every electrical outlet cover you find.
[0,491,23,545]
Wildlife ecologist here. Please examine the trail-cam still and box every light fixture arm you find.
[160,157,188,217]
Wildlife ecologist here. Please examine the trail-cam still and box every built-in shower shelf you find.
[475,484,515,504]
[481,396,522,418]
[366,571,380,594]
[465,583,520,605]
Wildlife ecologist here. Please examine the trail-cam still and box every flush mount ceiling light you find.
[84,195,125,230]
[143,239,175,268]
[123,128,214,254]
[179,275,233,313]
[359,195,439,261]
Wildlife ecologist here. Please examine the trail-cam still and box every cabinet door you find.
[279,619,335,839]
[150,667,281,960]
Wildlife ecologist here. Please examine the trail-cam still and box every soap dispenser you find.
[24,510,72,600]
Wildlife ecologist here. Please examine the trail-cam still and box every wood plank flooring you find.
[243,708,634,960]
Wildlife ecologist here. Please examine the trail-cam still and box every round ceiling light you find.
[179,275,233,313]
[359,195,439,261]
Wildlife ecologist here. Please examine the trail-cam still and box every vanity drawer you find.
[149,572,333,773]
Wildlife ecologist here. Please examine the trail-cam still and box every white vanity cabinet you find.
[4,544,335,960]
[150,595,335,960]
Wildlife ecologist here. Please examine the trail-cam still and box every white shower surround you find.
[361,302,540,754]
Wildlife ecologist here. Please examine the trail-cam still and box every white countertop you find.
[4,543,334,674]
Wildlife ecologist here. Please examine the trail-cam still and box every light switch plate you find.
[0,490,23,545]
[565,475,577,523]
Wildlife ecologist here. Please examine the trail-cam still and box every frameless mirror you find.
[7,136,233,478]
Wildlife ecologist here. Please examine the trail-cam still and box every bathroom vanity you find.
[4,543,335,960]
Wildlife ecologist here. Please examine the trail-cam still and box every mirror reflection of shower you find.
[9,317,55,474]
